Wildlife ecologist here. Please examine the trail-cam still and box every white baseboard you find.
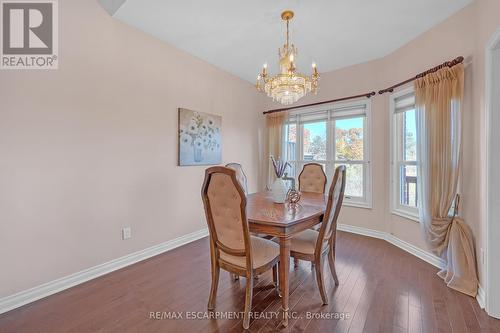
[337,223,444,269]
[0,224,477,315]
[477,284,486,309]
[0,228,209,315]
[337,223,387,241]
[385,234,445,269]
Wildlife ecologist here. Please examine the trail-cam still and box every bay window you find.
[284,100,372,207]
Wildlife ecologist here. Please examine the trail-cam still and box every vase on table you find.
[271,177,288,203]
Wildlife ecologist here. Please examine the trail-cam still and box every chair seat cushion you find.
[220,236,279,269]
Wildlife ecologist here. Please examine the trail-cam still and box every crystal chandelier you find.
[256,10,319,105]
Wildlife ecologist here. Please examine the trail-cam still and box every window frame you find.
[283,99,372,209]
[389,87,420,222]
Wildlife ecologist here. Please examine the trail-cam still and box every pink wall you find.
[0,0,265,297]
[263,0,500,288]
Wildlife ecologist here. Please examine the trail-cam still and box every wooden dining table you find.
[246,190,327,327]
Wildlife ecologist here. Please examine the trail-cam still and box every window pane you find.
[403,109,417,161]
[400,164,417,207]
[335,117,364,161]
[286,123,297,161]
[335,163,363,197]
[303,122,326,161]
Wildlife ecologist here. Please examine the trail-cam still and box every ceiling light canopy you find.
[256,10,319,105]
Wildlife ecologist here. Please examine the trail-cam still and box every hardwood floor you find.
[1,231,499,333]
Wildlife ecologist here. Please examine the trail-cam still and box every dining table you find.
[246,190,328,327]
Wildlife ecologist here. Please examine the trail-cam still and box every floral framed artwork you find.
[178,108,222,166]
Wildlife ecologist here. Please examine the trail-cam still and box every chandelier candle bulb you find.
[256,10,319,105]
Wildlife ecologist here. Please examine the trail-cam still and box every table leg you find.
[279,237,291,327]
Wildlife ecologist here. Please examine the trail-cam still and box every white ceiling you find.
[110,0,472,83]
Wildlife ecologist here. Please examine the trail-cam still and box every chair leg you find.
[314,257,328,305]
[208,265,220,310]
[243,272,254,329]
[272,263,282,297]
[328,248,339,286]
[272,263,278,285]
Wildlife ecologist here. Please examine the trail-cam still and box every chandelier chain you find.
[286,19,289,48]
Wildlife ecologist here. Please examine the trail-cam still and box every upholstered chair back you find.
[225,163,248,195]
[202,167,251,262]
[298,163,327,193]
[317,165,346,252]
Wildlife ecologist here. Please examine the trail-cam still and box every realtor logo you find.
[1,0,58,69]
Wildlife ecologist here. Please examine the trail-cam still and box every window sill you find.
[343,201,372,210]
[391,209,420,223]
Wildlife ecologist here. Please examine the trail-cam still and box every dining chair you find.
[202,166,280,329]
[299,163,327,232]
[298,163,327,194]
[280,165,346,305]
[225,163,261,281]
[225,163,248,195]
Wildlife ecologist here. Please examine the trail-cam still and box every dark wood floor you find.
[1,231,499,333]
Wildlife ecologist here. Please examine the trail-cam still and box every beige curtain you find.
[266,111,288,188]
[415,64,478,297]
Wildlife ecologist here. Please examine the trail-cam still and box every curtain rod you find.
[262,91,376,115]
[378,56,464,95]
